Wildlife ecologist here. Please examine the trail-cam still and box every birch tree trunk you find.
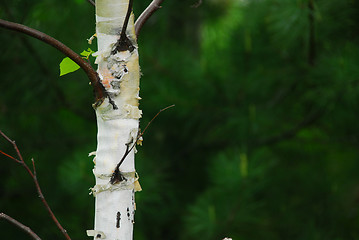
[88,0,141,239]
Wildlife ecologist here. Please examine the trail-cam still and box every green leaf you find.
[80,48,95,59]
[59,57,80,76]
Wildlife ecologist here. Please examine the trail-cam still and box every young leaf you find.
[59,57,80,76]
[80,48,95,59]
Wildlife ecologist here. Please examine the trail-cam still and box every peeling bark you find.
[89,1,141,239]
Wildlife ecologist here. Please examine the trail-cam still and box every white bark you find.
[88,1,141,239]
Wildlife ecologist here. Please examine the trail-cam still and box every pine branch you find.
[0,130,72,240]
[0,213,42,240]
[254,110,323,147]
[135,0,165,37]
[0,18,106,103]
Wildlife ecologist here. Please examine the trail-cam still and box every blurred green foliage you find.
[1,0,359,239]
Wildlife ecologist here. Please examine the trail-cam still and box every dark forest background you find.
[1,0,359,239]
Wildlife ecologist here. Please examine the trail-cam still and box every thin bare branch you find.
[120,0,133,40]
[0,129,13,142]
[0,149,21,163]
[110,104,175,183]
[0,213,42,240]
[31,158,37,176]
[87,0,95,6]
[140,104,175,137]
[0,19,105,103]
[135,0,164,38]
[0,130,71,240]
[114,0,135,53]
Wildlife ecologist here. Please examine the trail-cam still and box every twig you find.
[135,0,164,38]
[0,19,105,103]
[120,0,133,41]
[140,104,175,137]
[0,213,42,240]
[110,142,132,184]
[0,130,72,240]
[31,158,37,176]
[110,104,175,184]
[0,149,20,163]
[113,0,135,53]
[87,0,95,6]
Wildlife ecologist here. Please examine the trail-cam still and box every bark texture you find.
[89,1,141,239]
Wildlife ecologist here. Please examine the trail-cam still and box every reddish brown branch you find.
[0,130,71,240]
[31,158,37,176]
[0,149,20,163]
[135,0,164,37]
[0,9,95,119]
[0,18,105,103]
[0,213,42,240]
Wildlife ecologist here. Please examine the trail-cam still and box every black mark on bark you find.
[116,212,121,228]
